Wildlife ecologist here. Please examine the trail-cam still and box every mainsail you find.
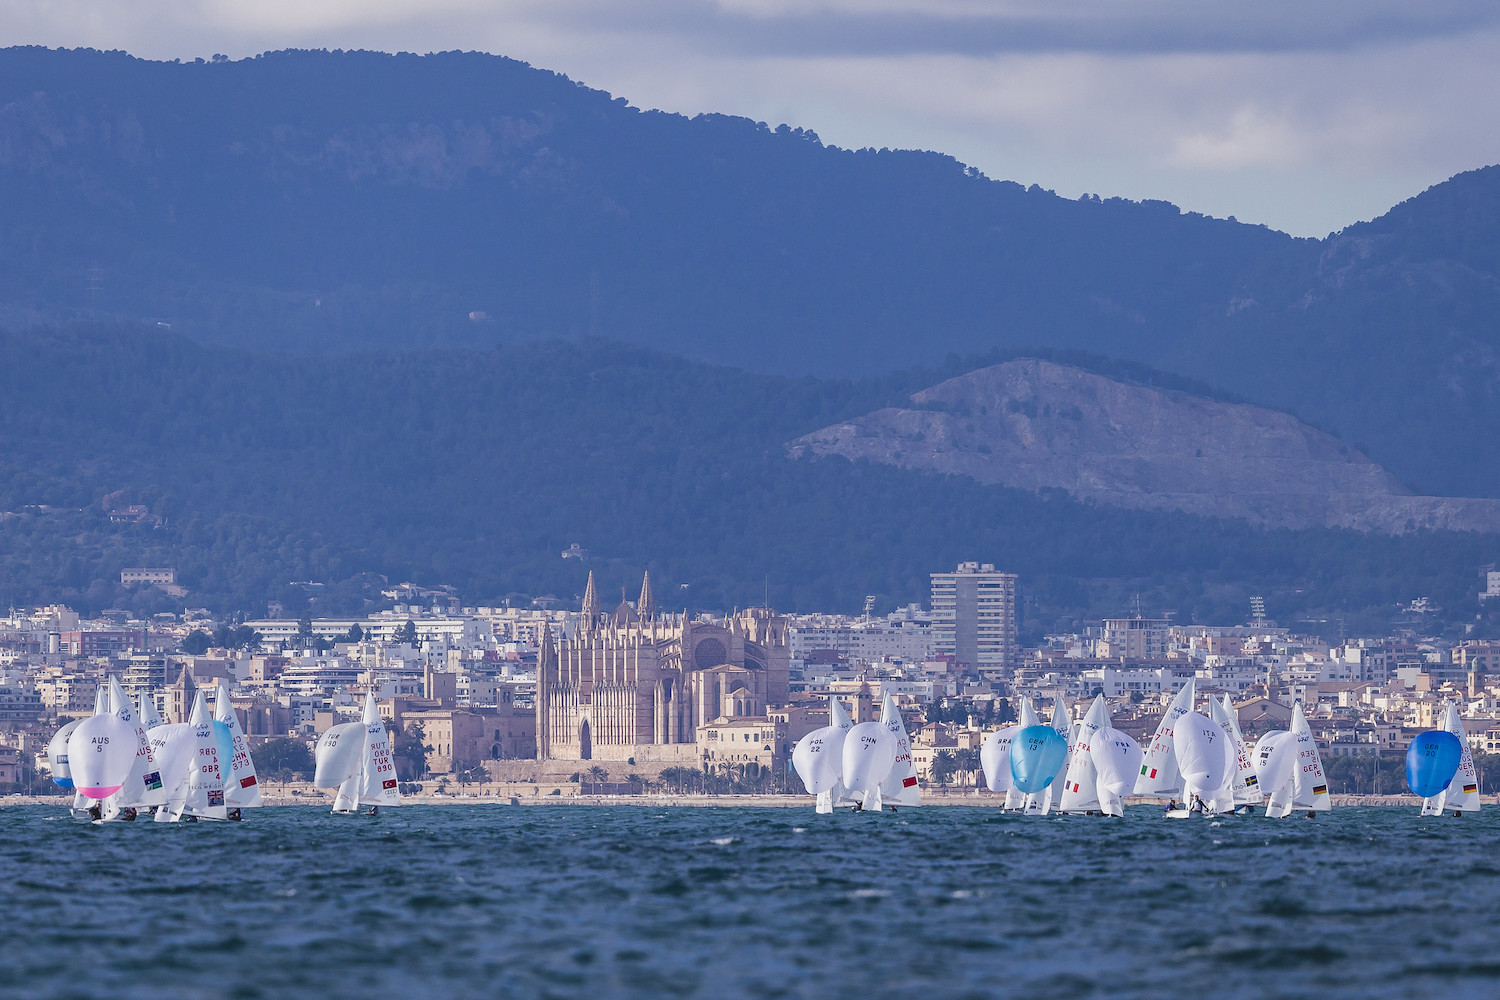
[1133,679,1196,798]
[1058,695,1110,814]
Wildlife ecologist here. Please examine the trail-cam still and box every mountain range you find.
[2,46,1500,630]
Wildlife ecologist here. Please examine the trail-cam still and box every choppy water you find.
[4,802,1500,999]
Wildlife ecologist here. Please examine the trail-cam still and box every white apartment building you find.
[930,562,1017,674]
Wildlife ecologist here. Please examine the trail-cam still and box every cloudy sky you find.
[4,0,1498,236]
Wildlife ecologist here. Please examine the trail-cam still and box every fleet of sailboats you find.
[42,680,1492,821]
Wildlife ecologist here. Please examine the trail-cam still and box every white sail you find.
[875,692,920,808]
[46,719,83,790]
[794,725,848,795]
[1133,679,1196,797]
[1285,703,1330,814]
[332,774,359,813]
[828,694,855,731]
[357,692,400,807]
[314,723,366,792]
[180,691,227,820]
[65,710,137,801]
[1058,695,1110,813]
[149,723,197,822]
[1173,711,1232,812]
[981,725,1020,794]
[138,691,163,729]
[1426,701,1480,815]
[104,676,166,812]
[1090,727,1143,817]
[1253,731,1297,818]
[1214,693,1261,807]
[842,721,896,806]
[215,687,262,809]
[71,686,109,817]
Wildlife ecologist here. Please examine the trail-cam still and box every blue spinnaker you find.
[1406,730,1462,798]
[1009,725,1069,794]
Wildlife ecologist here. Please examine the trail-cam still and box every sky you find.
[3,1,1499,236]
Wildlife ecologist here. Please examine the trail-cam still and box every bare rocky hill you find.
[788,359,1500,533]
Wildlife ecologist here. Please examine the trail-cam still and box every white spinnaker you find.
[794,724,848,812]
[65,711,137,800]
[1426,702,1480,815]
[1090,727,1143,817]
[315,723,366,794]
[1134,679,1196,797]
[105,676,166,812]
[1215,694,1261,807]
[1288,703,1330,814]
[1005,698,1041,810]
[71,687,109,817]
[149,724,198,822]
[1253,731,1297,818]
[46,719,83,789]
[215,687,263,808]
[357,692,400,807]
[875,692,920,809]
[841,721,896,799]
[1173,711,1232,812]
[981,725,1020,794]
[1203,697,1238,814]
[182,691,227,820]
[1058,695,1110,813]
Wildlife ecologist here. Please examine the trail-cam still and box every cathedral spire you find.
[580,570,600,628]
[638,570,657,621]
[536,618,556,672]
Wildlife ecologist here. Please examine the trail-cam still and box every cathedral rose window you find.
[692,638,728,669]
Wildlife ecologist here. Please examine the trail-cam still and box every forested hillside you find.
[1,324,1497,636]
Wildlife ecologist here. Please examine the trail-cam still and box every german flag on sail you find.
[1464,783,1478,794]
[1312,785,1327,796]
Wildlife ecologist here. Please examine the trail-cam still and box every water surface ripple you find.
[4,803,1498,999]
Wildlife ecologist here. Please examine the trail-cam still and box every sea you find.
[5,802,1498,1000]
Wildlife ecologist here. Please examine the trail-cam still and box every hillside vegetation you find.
[1,324,1497,637]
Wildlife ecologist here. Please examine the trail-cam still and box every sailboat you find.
[867,692,920,812]
[1133,678,1196,807]
[1260,703,1330,818]
[1003,697,1042,810]
[215,686,262,818]
[62,686,137,820]
[1089,726,1144,817]
[1023,697,1072,816]
[1058,695,1111,814]
[1421,701,1480,817]
[155,691,227,822]
[100,676,166,821]
[314,692,401,815]
[792,695,859,813]
[980,719,1021,800]
[841,717,896,812]
[1210,694,1261,814]
[1171,709,1231,816]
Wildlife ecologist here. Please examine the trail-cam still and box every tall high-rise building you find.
[930,562,1017,675]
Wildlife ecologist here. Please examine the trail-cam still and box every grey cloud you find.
[525,0,1500,58]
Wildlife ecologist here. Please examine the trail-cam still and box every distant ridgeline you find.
[3,48,1500,496]
[1,323,1499,636]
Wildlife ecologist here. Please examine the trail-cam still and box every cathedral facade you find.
[536,571,790,762]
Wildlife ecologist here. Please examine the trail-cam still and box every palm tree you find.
[586,764,609,785]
